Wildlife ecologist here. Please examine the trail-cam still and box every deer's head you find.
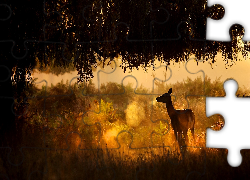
[156,88,172,103]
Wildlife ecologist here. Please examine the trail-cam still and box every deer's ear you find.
[168,88,172,94]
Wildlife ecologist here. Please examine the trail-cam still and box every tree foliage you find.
[0,0,248,136]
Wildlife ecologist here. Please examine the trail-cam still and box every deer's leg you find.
[178,132,181,143]
[177,132,182,143]
[174,131,178,142]
[191,128,194,140]
[183,130,188,142]
[176,132,182,150]
[179,132,186,151]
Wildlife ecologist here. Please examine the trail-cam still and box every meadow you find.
[1,76,250,179]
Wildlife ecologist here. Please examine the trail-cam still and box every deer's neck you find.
[166,102,176,117]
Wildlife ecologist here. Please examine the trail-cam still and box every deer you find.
[156,88,195,147]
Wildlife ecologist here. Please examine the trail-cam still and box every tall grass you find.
[2,76,250,179]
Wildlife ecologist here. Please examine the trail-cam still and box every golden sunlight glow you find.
[125,101,145,127]
[103,127,119,148]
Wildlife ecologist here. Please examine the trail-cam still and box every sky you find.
[31,47,250,92]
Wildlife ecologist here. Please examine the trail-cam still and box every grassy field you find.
[1,76,250,179]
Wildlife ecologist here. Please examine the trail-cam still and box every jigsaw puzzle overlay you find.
[206,79,250,167]
[207,0,250,41]
[1,0,250,179]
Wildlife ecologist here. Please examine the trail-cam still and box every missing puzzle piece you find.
[207,0,250,41]
[206,79,250,167]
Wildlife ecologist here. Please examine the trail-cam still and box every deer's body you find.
[156,89,195,143]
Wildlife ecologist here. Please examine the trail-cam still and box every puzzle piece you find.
[207,0,250,41]
[6,0,250,179]
[1,1,46,59]
[0,148,47,180]
[206,79,250,167]
[45,0,170,43]
[156,89,195,145]
[30,77,103,150]
[81,76,171,150]
[0,78,47,179]
[187,24,250,98]
[40,7,209,177]
[44,141,117,179]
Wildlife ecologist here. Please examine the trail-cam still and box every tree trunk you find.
[0,43,26,179]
